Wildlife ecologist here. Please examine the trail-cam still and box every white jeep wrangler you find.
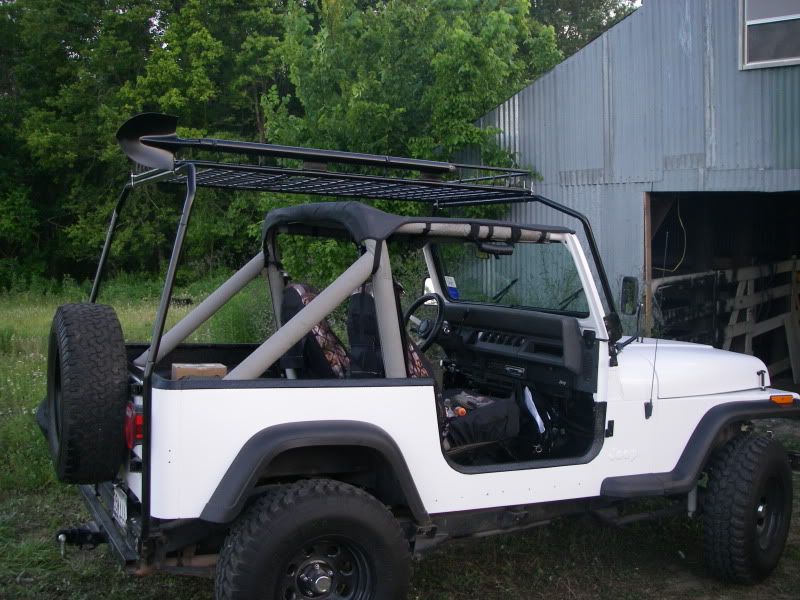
[40,113,799,600]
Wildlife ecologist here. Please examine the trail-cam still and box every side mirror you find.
[604,312,623,345]
[620,276,639,316]
[616,303,643,352]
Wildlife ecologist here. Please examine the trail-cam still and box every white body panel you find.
[624,339,769,399]
[615,338,772,399]
[147,378,788,520]
[137,232,797,522]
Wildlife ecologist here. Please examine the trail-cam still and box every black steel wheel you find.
[215,480,410,600]
[46,303,128,484]
[280,536,371,599]
[703,433,793,583]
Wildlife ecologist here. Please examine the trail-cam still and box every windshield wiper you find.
[491,278,519,303]
[558,287,584,310]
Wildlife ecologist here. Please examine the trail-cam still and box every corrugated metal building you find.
[479,0,800,379]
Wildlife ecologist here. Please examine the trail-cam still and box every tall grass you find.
[0,271,279,600]
[1,274,798,600]
[0,272,275,495]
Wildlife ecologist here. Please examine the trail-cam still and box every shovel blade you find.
[116,112,178,170]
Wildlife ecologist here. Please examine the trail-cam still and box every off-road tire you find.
[215,479,410,600]
[47,303,128,483]
[703,433,793,583]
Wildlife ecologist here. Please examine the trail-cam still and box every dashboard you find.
[438,304,599,394]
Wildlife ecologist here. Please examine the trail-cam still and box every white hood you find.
[617,338,769,399]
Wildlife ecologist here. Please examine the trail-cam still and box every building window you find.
[741,0,800,69]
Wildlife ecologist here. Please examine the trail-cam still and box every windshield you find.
[432,240,590,316]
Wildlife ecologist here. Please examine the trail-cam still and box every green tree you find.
[530,0,636,57]
[5,1,290,281]
[263,0,561,280]
[1,1,162,283]
[118,0,291,274]
[268,0,560,161]
[1,0,562,286]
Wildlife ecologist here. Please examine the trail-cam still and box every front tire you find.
[703,433,793,583]
[215,479,410,600]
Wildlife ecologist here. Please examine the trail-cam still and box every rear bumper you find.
[78,483,139,566]
[39,398,140,565]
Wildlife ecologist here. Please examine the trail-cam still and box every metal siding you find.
[660,0,707,164]
[481,0,800,188]
[767,65,800,169]
[526,70,560,181]
[554,42,605,179]
[607,5,663,183]
[709,0,770,170]
[479,0,799,316]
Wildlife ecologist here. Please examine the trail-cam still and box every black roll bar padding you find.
[116,112,457,174]
[89,184,132,303]
[140,163,197,543]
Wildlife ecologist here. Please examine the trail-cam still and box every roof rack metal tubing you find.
[129,167,183,188]
[141,163,197,542]
[451,163,529,174]
[91,165,192,303]
[527,193,616,315]
[174,160,531,198]
[183,175,521,202]
[454,173,527,184]
[144,135,458,174]
[437,195,534,207]
[89,184,132,303]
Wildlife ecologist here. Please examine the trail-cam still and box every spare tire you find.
[46,303,129,484]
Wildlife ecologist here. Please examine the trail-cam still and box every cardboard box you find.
[171,363,228,380]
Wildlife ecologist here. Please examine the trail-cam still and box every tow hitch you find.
[56,522,108,557]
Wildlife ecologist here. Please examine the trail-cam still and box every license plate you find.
[112,486,128,528]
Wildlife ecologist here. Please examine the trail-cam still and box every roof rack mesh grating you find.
[154,161,532,205]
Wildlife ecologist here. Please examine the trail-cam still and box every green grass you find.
[1,280,799,599]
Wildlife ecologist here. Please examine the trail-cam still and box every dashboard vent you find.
[478,331,526,348]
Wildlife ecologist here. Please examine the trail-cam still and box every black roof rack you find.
[118,113,532,207]
[112,114,617,316]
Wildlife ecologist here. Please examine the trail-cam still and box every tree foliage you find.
[530,0,636,57]
[268,0,559,160]
[0,0,622,287]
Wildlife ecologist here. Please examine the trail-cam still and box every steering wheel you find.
[403,293,445,352]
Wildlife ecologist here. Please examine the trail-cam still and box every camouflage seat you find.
[279,283,350,379]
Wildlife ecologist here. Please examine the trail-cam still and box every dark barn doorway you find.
[644,191,800,383]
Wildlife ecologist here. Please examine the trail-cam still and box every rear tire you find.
[46,303,128,483]
[215,479,410,600]
[703,433,793,583]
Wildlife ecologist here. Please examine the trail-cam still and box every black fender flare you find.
[601,399,800,498]
[200,420,429,524]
